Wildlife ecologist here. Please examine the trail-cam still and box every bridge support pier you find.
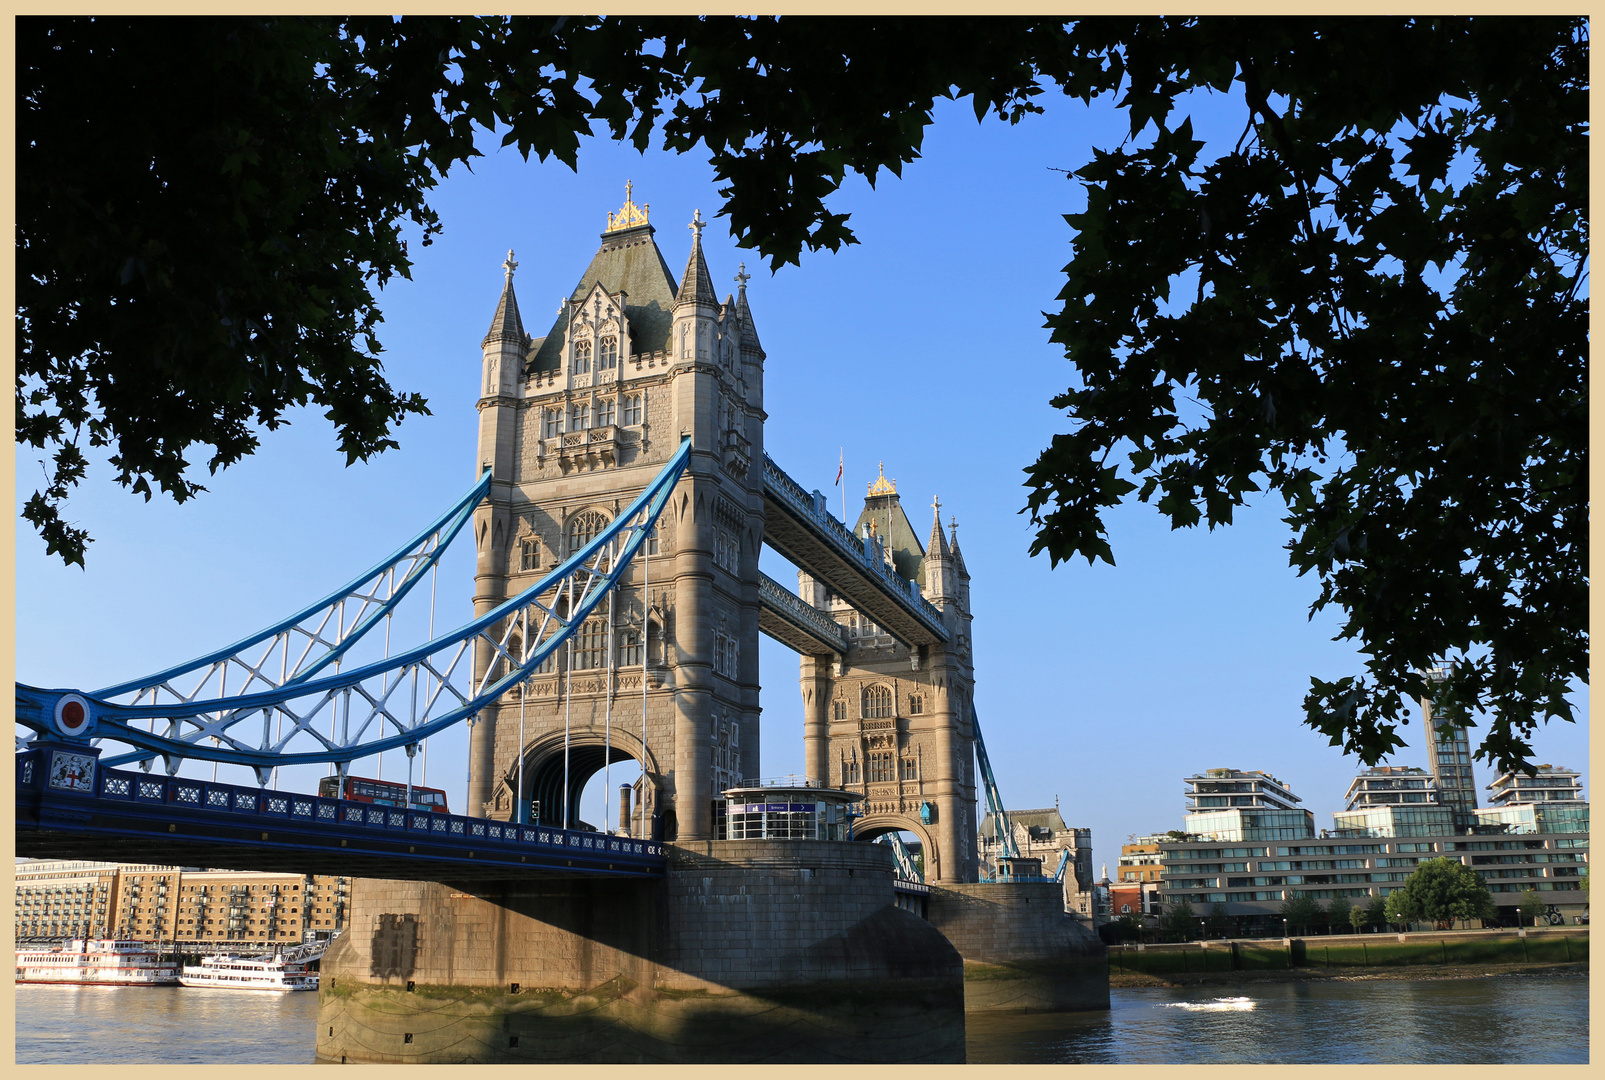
[927,882,1110,1012]
[316,840,965,1064]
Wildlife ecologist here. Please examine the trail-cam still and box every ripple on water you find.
[964,976,1589,1064]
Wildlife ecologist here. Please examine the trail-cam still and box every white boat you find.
[178,953,318,992]
[16,939,179,986]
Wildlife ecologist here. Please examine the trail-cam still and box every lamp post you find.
[1283,916,1290,941]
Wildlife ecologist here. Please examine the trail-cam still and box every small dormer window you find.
[572,339,592,374]
[599,336,618,369]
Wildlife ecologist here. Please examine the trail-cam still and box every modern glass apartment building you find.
[1181,768,1315,842]
[1156,763,1589,929]
[1343,765,1439,809]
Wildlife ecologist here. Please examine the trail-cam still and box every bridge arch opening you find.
[853,818,934,881]
[517,731,661,837]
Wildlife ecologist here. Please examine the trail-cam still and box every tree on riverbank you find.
[1518,889,1548,928]
[1280,893,1322,935]
[1163,899,1197,941]
[1386,858,1497,930]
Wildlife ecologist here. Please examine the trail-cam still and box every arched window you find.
[569,401,589,431]
[862,685,894,719]
[543,409,563,439]
[596,396,616,427]
[622,393,644,425]
[599,336,618,369]
[568,510,609,555]
[572,338,592,374]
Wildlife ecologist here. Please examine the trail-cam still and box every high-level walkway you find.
[761,454,949,648]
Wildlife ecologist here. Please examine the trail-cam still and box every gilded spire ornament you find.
[867,461,897,497]
[605,180,650,232]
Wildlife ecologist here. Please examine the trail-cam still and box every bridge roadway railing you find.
[16,748,665,880]
[761,454,949,645]
[757,571,849,655]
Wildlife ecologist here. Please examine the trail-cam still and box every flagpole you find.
[839,447,846,523]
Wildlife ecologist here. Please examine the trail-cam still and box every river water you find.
[15,976,1588,1064]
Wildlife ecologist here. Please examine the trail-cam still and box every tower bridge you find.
[15,186,1105,1063]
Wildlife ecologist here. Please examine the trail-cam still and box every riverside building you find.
[1180,767,1316,842]
[14,860,352,947]
[1155,763,1589,930]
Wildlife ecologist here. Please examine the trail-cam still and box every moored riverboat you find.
[15,939,179,986]
[179,953,318,992]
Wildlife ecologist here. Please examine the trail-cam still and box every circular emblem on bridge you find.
[53,693,93,738]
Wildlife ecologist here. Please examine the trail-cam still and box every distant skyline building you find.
[1474,765,1589,837]
[1182,767,1315,842]
[1421,668,1479,817]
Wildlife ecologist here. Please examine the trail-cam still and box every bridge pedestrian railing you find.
[16,748,666,876]
[757,572,849,652]
[761,454,948,641]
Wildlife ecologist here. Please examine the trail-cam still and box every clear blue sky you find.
[15,90,1588,868]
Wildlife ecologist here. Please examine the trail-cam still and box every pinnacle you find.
[675,210,718,309]
[927,500,950,559]
[483,257,526,344]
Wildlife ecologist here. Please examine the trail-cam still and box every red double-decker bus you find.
[317,775,449,813]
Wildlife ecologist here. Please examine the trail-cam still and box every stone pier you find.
[928,881,1110,1012]
[316,840,966,1064]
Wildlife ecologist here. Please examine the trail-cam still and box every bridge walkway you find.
[761,454,949,649]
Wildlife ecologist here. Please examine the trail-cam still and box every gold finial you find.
[605,180,650,232]
[867,460,897,497]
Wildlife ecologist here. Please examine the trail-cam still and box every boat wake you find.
[1161,996,1256,1012]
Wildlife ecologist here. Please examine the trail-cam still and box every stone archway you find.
[509,727,664,834]
[853,814,940,881]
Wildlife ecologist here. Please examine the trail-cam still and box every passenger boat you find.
[178,953,318,992]
[15,939,179,986]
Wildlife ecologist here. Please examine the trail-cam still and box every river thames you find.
[16,975,1588,1064]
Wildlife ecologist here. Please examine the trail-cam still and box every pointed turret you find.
[949,515,969,578]
[927,496,951,560]
[734,263,764,358]
[483,250,527,346]
[675,209,718,310]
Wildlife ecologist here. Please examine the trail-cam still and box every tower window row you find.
[568,335,620,375]
[831,686,925,721]
[543,394,643,438]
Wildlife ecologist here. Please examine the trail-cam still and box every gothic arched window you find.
[568,401,589,431]
[862,685,893,719]
[568,510,609,555]
[618,629,642,668]
[599,336,619,369]
[596,396,616,427]
[572,338,592,374]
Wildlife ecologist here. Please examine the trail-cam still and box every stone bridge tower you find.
[468,187,766,842]
[799,470,978,882]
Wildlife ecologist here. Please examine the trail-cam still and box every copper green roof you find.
[529,223,680,373]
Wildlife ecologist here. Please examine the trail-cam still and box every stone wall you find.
[316,839,965,1064]
[927,881,1110,1012]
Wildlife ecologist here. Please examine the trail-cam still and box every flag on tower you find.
[835,449,844,486]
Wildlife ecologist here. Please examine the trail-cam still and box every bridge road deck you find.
[17,746,665,882]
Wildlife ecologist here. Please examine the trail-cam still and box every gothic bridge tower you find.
[469,187,766,842]
[798,467,978,882]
